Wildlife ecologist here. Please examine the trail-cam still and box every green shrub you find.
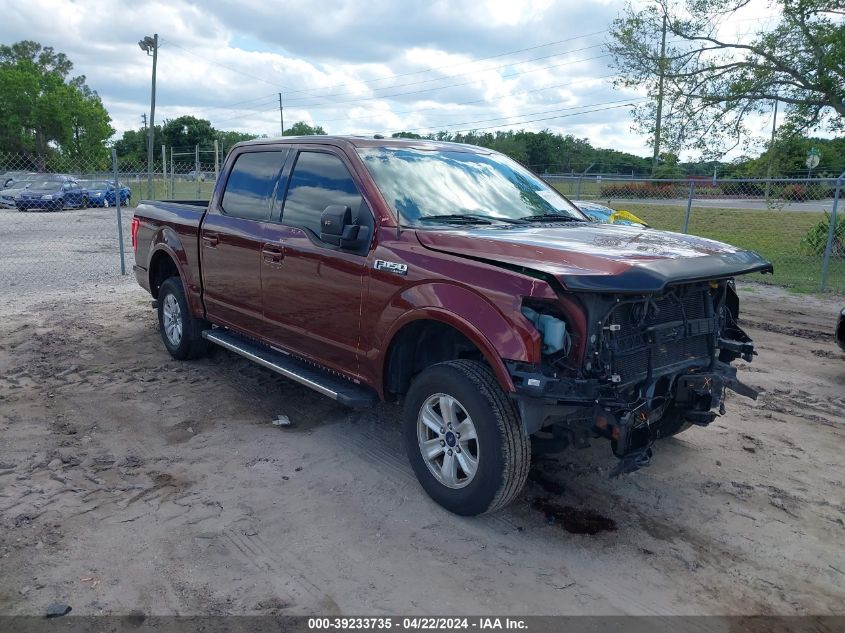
[599,182,684,198]
[802,212,845,257]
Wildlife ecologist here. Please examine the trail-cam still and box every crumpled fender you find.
[375,282,543,394]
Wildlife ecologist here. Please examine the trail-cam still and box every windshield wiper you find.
[419,213,531,226]
[419,214,495,225]
[517,213,586,223]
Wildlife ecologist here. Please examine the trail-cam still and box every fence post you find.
[195,145,200,200]
[111,149,126,275]
[820,171,844,291]
[169,147,174,198]
[682,180,695,234]
[575,177,582,200]
[161,144,166,198]
[214,139,220,182]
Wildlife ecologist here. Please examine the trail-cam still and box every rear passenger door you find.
[200,149,288,337]
[261,148,373,375]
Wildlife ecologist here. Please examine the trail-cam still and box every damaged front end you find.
[508,279,759,476]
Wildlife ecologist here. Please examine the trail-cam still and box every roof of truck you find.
[233,135,493,154]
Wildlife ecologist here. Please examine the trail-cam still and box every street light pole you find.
[139,34,159,200]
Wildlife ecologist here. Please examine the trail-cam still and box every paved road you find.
[579,197,839,213]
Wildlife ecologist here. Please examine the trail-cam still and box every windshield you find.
[82,181,113,189]
[357,147,586,227]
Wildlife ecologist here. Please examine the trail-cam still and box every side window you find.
[282,151,362,237]
[222,150,287,220]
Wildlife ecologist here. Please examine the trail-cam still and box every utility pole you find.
[278,92,285,136]
[764,100,778,201]
[139,34,159,200]
[651,14,668,177]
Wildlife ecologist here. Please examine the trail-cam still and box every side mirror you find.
[320,205,370,249]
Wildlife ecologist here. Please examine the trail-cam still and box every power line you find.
[282,30,609,96]
[208,73,620,127]
[282,42,608,104]
[163,31,608,104]
[315,74,620,124]
[158,34,609,116]
[388,101,642,136]
[202,50,614,128]
[394,97,649,133]
[288,52,613,110]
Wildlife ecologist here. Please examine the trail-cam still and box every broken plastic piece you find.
[272,415,294,427]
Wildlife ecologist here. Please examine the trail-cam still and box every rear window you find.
[222,151,287,220]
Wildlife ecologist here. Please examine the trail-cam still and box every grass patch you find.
[124,177,216,202]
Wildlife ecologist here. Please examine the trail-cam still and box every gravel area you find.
[0,279,843,616]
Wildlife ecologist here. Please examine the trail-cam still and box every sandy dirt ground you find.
[1,279,843,616]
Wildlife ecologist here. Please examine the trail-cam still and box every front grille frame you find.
[600,284,718,385]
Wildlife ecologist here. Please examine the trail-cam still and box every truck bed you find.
[132,199,210,304]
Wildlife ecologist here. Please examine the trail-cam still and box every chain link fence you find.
[0,150,221,297]
[0,151,843,297]
[549,174,845,293]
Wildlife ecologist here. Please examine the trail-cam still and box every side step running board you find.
[202,329,378,408]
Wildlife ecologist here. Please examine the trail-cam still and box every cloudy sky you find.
[1,0,783,160]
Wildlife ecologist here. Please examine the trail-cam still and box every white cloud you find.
[1,0,779,163]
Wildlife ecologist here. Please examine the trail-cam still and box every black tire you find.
[403,360,530,516]
[157,276,210,360]
[81,196,89,209]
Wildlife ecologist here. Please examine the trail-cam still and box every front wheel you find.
[403,360,530,516]
[157,277,210,360]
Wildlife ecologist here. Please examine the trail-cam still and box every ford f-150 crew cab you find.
[132,136,772,516]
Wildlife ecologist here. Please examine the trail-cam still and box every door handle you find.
[202,234,219,247]
[261,245,284,265]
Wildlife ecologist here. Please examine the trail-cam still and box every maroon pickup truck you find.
[132,136,772,515]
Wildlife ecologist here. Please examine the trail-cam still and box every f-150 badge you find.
[374,260,408,275]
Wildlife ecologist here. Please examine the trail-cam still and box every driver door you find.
[261,148,373,376]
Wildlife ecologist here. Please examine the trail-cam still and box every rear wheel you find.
[157,277,210,360]
[403,360,530,516]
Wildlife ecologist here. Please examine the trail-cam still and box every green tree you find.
[216,129,258,153]
[113,127,158,165]
[0,40,113,163]
[652,152,684,179]
[283,121,326,136]
[734,135,845,177]
[608,0,845,157]
[161,115,216,150]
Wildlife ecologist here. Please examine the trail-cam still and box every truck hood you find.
[415,223,773,293]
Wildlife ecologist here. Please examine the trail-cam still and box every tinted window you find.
[282,152,362,236]
[222,151,287,220]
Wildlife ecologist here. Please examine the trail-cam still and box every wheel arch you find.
[146,226,203,316]
[148,248,182,299]
[381,309,517,400]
